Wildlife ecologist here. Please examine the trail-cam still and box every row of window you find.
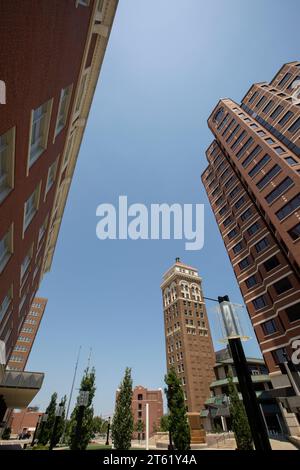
[0,84,72,205]
[0,212,47,286]
[252,275,294,312]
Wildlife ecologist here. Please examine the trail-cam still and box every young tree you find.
[164,367,190,450]
[92,416,108,436]
[38,392,57,445]
[50,395,67,448]
[69,367,96,450]
[227,374,253,450]
[159,414,169,432]
[134,420,144,443]
[111,367,134,450]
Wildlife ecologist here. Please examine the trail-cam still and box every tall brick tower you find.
[161,258,215,414]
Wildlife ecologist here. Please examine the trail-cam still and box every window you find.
[276,193,300,220]
[255,237,269,253]
[239,257,250,270]
[234,196,245,209]
[278,111,293,127]
[287,76,300,90]
[253,295,267,310]
[285,156,298,166]
[288,222,300,241]
[272,347,287,365]
[45,160,57,195]
[222,119,235,136]
[75,68,90,114]
[228,228,238,240]
[249,154,271,178]
[138,394,143,400]
[0,127,15,202]
[226,124,240,143]
[229,185,241,199]
[219,205,228,216]
[21,245,33,280]
[288,117,300,134]
[77,0,90,5]
[223,216,233,228]
[38,215,49,245]
[264,255,280,272]
[257,164,281,190]
[249,91,259,103]
[55,85,73,136]
[247,222,260,236]
[217,114,229,131]
[231,130,246,151]
[285,303,300,323]
[266,138,275,144]
[265,177,293,204]
[63,132,75,168]
[233,241,243,254]
[240,208,252,221]
[29,99,53,167]
[236,137,254,159]
[0,286,12,323]
[242,145,262,168]
[270,105,284,120]
[257,130,266,137]
[277,73,292,88]
[262,319,277,336]
[273,277,292,295]
[24,184,41,231]
[18,336,30,343]
[262,100,274,114]
[224,176,235,189]
[256,96,266,109]
[0,225,13,273]
[245,275,257,288]
[274,146,285,155]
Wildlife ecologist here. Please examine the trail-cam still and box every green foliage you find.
[111,367,134,450]
[68,367,96,450]
[159,414,169,432]
[38,392,57,445]
[92,416,108,436]
[227,374,253,450]
[2,427,11,440]
[51,395,67,448]
[164,367,190,450]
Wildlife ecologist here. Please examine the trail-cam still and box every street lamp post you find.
[73,390,89,450]
[31,414,42,447]
[217,295,271,451]
[49,402,65,451]
[105,416,111,446]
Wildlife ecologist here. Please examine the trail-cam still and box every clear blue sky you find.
[27,0,300,416]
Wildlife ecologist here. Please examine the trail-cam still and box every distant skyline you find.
[26,0,300,416]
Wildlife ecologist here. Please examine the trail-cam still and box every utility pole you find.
[61,346,81,444]
[218,295,271,451]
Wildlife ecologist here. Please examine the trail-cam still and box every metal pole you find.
[61,346,81,443]
[145,403,149,450]
[49,416,60,451]
[228,336,272,451]
[73,405,85,450]
[31,414,42,447]
[217,294,271,451]
[105,417,111,446]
